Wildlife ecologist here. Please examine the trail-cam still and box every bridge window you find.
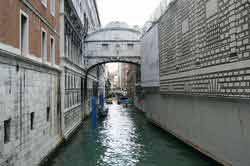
[102,43,109,48]
[116,44,120,48]
[127,43,134,48]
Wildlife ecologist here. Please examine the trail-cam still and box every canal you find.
[46,103,218,166]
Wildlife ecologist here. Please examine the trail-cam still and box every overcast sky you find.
[96,0,162,27]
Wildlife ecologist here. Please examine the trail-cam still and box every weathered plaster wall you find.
[0,58,61,166]
[141,24,160,87]
[145,91,250,166]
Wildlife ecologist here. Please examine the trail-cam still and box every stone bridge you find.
[84,21,141,71]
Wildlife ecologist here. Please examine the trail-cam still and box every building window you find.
[41,0,47,7]
[68,36,71,59]
[20,11,29,56]
[50,37,55,65]
[127,43,134,48]
[50,0,55,16]
[116,44,120,48]
[4,119,11,144]
[65,35,68,57]
[68,75,70,89]
[65,73,68,89]
[102,43,109,49]
[41,29,47,62]
[30,112,35,130]
[47,107,50,122]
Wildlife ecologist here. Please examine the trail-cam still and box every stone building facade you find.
[141,24,160,88]
[142,0,250,165]
[59,0,101,138]
[0,0,61,165]
[138,23,161,112]
[0,0,103,165]
[159,0,250,98]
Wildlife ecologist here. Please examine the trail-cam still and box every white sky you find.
[96,0,162,27]
[106,63,118,73]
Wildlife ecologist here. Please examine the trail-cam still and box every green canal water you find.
[46,104,218,166]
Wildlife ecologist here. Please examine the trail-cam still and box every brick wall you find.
[0,0,60,65]
[0,0,20,48]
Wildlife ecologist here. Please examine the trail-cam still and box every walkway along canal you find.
[44,103,218,166]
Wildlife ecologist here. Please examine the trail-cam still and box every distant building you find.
[127,64,139,97]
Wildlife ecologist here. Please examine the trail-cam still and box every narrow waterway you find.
[46,103,218,166]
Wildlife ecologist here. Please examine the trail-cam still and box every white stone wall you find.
[61,0,101,138]
[63,69,82,137]
[159,0,250,99]
[141,24,160,87]
[0,62,61,166]
[145,93,250,166]
[72,0,100,32]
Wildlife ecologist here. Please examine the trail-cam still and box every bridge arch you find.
[83,21,141,108]
[86,60,140,74]
[84,60,140,100]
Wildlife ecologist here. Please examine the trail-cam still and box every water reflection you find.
[97,104,141,166]
[46,103,218,166]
